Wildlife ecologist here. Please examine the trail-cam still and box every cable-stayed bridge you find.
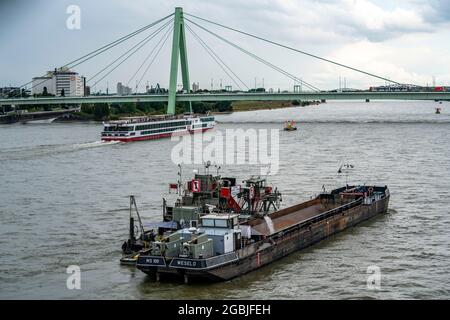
[1,7,449,114]
[2,91,448,106]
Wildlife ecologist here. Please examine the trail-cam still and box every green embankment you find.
[15,99,320,122]
[230,100,320,112]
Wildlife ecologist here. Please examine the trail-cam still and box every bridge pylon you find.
[167,7,191,115]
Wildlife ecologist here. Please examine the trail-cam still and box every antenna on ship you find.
[261,163,274,183]
[215,164,221,176]
[177,164,183,195]
[204,160,212,174]
[338,161,354,188]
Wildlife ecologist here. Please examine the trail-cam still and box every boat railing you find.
[271,198,364,237]
[301,198,363,226]
[107,115,186,125]
[204,252,239,268]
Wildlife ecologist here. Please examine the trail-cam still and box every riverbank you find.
[3,100,322,123]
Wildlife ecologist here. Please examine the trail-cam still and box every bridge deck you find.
[1,92,449,106]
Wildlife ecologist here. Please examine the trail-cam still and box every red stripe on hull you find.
[101,128,212,142]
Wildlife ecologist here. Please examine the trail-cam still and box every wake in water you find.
[0,140,123,161]
[72,140,123,150]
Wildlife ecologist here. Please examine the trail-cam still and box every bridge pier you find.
[167,7,191,115]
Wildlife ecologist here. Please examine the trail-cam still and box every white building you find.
[32,75,54,96]
[32,68,85,97]
[117,82,132,95]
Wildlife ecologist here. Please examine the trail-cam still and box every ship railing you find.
[108,115,184,125]
[302,197,363,225]
[204,252,239,268]
[271,198,364,238]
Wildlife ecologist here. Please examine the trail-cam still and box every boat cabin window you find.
[201,217,235,228]
[202,219,215,227]
[103,126,134,132]
[215,219,228,228]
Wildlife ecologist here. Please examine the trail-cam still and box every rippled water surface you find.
[0,101,449,299]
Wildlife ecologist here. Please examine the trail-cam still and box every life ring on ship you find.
[368,187,374,194]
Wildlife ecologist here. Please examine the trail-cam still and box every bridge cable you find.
[185,12,404,86]
[186,23,248,91]
[128,23,174,88]
[186,24,245,91]
[187,18,319,91]
[135,25,174,90]
[8,15,172,98]
[67,15,173,71]
[186,18,319,92]
[90,19,174,90]
[87,18,173,85]
[6,13,174,98]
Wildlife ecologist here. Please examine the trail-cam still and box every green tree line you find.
[79,101,232,120]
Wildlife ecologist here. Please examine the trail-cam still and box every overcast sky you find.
[1,0,450,92]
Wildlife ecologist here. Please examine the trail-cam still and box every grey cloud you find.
[191,0,442,43]
[423,0,450,23]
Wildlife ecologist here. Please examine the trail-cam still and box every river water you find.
[0,100,449,299]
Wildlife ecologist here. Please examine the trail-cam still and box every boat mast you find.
[129,195,145,238]
[177,164,183,195]
[338,161,354,188]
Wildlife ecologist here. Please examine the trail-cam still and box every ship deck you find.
[253,203,327,235]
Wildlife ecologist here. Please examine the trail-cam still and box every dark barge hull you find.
[137,187,390,282]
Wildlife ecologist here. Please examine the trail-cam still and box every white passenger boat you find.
[101,114,215,142]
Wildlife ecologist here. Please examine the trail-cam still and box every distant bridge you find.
[1,91,449,107]
[0,107,80,124]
